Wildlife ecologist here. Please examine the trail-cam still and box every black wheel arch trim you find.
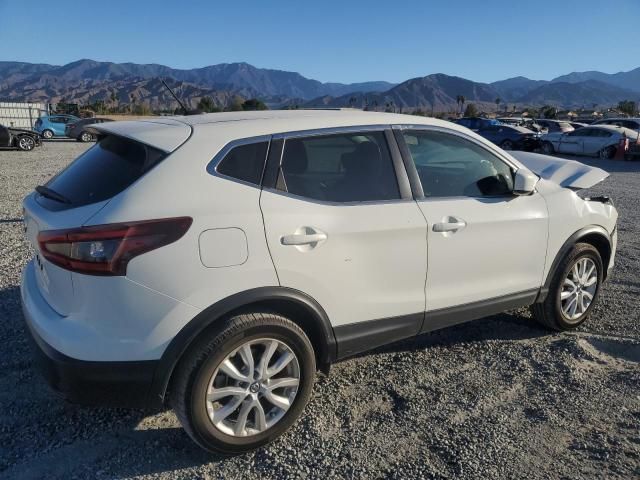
[149,286,337,407]
[536,225,612,303]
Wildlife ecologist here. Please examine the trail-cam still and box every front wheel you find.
[171,312,316,454]
[500,139,514,151]
[41,129,54,139]
[532,243,603,330]
[16,135,36,151]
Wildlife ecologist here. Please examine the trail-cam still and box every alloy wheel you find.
[42,130,53,139]
[81,132,93,142]
[18,136,35,151]
[205,338,300,437]
[560,257,598,321]
[501,140,514,150]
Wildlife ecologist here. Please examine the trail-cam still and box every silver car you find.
[540,125,639,159]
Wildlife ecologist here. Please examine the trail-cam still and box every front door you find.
[260,129,428,356]
[396,128,548,325]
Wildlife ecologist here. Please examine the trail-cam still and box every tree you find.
[242,98,268,111]
[457,95,466,115]
[618,100,638,117]
[197,96,220,113]
[495,97,501,114]
[228,96,244,111]
[463,103,478,117]
[542,105,557,119]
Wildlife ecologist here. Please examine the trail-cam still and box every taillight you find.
[37,217,192,276]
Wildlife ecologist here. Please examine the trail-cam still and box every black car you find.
[477,124,541,151]
[0,124,42,151]
[65,117,113,142]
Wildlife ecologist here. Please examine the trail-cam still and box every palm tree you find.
[495,97,501,114]
[459,95,466,116]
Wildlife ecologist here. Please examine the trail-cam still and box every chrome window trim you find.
[273,124,389,140]
[206,134,271,190]
[262,186,416,207]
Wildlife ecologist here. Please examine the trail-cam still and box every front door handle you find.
[281,227,328,247]
[433,217,467,233]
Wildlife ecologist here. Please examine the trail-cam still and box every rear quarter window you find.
[39,135,165,210]
[215,141,269,186]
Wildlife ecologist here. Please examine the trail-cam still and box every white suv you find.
[21,110,617,453]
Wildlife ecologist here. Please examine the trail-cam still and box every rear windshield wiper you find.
[35,185,72,204]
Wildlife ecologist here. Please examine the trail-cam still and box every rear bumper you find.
[24,319,158,408]
[21,261,161,408]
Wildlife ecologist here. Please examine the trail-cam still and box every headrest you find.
[341,141,381,175]
[283,139,308,174]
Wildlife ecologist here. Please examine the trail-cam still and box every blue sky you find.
[2,0,639,84]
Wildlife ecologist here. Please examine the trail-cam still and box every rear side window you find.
[279,131,400,203]
[41,135,165,209]
[216,141,268,186]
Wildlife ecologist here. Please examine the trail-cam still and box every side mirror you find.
[513,169,539,195]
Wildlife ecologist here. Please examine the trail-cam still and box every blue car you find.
[34,114,80,139]
[455,117,501,131]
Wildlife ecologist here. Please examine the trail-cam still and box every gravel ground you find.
[0,140,638,479]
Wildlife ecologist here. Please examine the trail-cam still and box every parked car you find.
[0,124,42,151]
[591,117,640,132]
[570,122,590,129]
[34,114,80,139]
[21,111,618,454]
[455,116,501,131]
[65,117,114,142]
[535,119,575,134]
[540,125,639,158]
[477,124,541,151]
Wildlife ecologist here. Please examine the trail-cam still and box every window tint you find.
[216,141,268,186]
[280,131,400,202]
[402,130,514,197]
[41,135,165,209]
[593,129,612,138]
[568,128,590,137]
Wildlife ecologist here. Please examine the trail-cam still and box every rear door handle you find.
[281,227,328,247]
[433,217,467,233]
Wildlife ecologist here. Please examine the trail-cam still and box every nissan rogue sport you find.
[21,110,618,454]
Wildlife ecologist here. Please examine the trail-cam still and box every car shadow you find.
[349,310,549,362]
[0,281,548,478]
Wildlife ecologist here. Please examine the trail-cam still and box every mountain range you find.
[1,59,639,112]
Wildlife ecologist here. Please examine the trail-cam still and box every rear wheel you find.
[16,135,36,151]
[41,129,54,140]
[599,145,615,159]
[532,243,603,330]
[171,312,316,454]
[541,141,555,155]
[80,131,94,142]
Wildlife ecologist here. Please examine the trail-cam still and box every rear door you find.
[259,128,428,356]
[395,127,548,325]
[583,129,612,155]
[557,129,587,154]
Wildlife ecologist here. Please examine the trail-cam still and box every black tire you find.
[541,141,555,155]
[171,312,316,454]
[16,135,36,151]
[41,129,54,140]
[500,139,514,151]
[599,145,616,159]
[80,131,94,142]
[532,243,603,331]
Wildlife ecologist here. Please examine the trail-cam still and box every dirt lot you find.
[1,140,638,479]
